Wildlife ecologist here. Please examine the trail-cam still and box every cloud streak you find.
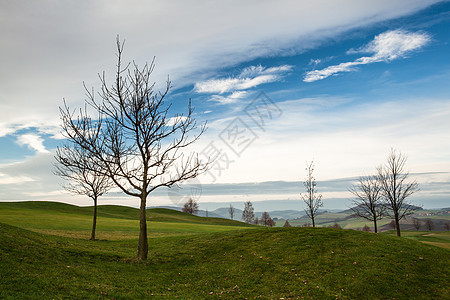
[195,64,293,94]
[16,134,49,153]
[304,30,431,82]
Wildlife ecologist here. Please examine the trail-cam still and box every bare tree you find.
[267,218,276,227]
[182,198,199,215]
[301,161,323,227]
[228,204,235,220]
[242,201,255,223]
[377,149,419,237]
[389,220,396,230]
[283,220,292,227]
[261,212,271,226]
[59,37,208,260]
[329,223,342,229]
[253,217,259,225]
[425,219,434,231]
[412,218,421,231]
[349,175,385,233]
[362,224,371,232]
[54,139,112,240]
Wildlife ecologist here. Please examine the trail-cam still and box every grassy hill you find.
[0,201,254,240]
[0,201,449,299]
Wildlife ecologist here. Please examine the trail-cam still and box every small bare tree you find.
[349,175,385,233]
[228,204,235,220]
[182,198,199,215]
[261,212,271,226]
[389,220,396,230]
[301,161,323,227]
[242,201,255,223]
[54,139,112,240]
[377,149,419,237]
[425,219,434,231]
[329,223,342,229]
[283,220,292,227]
[412,218,421,231]
[59,37,208,260]
[362,224,371,232]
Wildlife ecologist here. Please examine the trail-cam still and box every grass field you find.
[382,230,450,249]
[1,201,449,299]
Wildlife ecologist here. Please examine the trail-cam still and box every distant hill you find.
[341,204,423,214]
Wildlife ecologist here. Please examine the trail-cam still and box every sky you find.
[1,0,449,211]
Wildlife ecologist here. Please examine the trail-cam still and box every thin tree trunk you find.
[90,197,98,241]
[395,215,401,237]
[137,193,148,260]
[373,219,378,233]
[312,215,315,228]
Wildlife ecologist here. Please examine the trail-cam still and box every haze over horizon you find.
[1,1,449,210]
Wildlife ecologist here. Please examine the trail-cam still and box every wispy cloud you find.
[304,30,431,82]
[209,91,249,105]
[195,64,293,94]
[195,64,293,104]
[16,134,49,153]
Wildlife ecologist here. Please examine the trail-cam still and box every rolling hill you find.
[0,201,449,299]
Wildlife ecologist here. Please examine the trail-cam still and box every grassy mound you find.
[1,221,448,299]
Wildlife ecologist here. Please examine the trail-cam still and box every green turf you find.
[0,201,449,299]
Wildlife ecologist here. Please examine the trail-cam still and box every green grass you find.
[0,201,449,299]
[383,230,450,249]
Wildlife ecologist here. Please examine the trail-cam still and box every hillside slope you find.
[1,222,448,299]
[0,201,254,240]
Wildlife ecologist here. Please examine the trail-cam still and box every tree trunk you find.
[312,216,315,228]
[137,192,148,260]
[373,219,378,233]
[395,214,401,237]
[90,196,98,241]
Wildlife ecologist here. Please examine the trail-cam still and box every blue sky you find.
[0,1,449,210]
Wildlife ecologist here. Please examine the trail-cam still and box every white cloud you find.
[195,64,293,94]
[166,116,188,127]
[210,91,249,105]
[304,30,431,82]
[0,172,35,185]
[193,95,450,184]
[16,134,49,153]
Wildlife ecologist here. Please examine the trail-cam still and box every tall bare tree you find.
[301,161,323,227]
[377,149,419,237]
[242,201,255,223]
[228,204,235,220]
[349,175,385,233]
[59,37,208,260]
[54,135,112,240]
